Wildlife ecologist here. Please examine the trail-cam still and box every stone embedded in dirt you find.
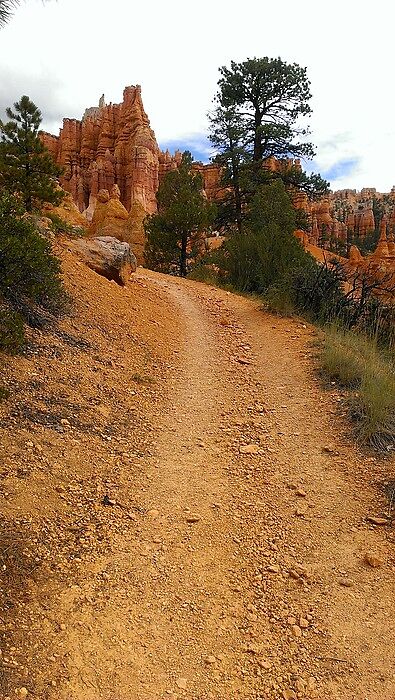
[364,552,384,568]
[235,356,252,365]
[245,643,263,654]
[205,655,216,664]
[299,617,309,628]
[322,445,337,454]
[176,677,187,689]
[282,690,297,700]
[186,515,201,523]
[239,444,260,454]
[366,516,388,526]
[267,565,280,574]
[102,494,116,506]
[296,488,307,497]
[16,689,28,699]
[291,624,302,637]
[339,578,354,587]
[147,509,160,518]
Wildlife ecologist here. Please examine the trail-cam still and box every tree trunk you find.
[253,107,262,162]
[229,134,243,234]
[180,233,188,277]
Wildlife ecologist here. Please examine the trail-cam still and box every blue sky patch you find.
[159,133,213,164]
[321,157,360,182]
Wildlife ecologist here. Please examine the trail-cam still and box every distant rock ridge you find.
[40,84,395,259]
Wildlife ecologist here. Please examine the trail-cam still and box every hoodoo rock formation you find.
[41,83,395,266]
[310,187,395,248]
[40,86,160,216]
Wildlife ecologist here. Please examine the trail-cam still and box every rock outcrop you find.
[122,202,148,265]
[43,190,89,231]
[90,186,129,238]
[67,236,137,286]
[40,84,395,264]
[41,86,160,216]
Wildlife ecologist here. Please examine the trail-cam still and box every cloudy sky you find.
[1,0,394,192]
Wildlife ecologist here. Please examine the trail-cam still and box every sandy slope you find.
[0,255,394,700]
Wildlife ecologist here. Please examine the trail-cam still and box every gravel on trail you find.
[0,253,394,700]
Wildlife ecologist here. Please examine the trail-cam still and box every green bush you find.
[212,181,313,294]
[269,261,349,323]
[0,193,69,349]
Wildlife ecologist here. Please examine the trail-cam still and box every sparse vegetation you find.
[321,327,395,448]
[47,211,85,237]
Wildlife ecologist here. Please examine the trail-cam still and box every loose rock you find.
[364,552,384,568]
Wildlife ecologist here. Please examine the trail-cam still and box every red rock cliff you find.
[40,86,160,215]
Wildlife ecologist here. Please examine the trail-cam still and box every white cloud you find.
[1,0,395,190]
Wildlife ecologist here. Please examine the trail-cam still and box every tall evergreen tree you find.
[0,95,63,212]
[208,57,329,231]
[145,152,215,277]
[208,105,249,234]
[217,57,314,163]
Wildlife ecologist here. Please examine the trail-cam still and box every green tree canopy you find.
[145,151,216,276]
[208,57,329,232]
[0,95,63,212]
[217,57,314,163]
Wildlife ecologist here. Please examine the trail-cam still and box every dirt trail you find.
[1,263,394,700]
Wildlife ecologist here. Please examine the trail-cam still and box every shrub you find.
[46,212,84,237]
[212,181,314,294]
[0,305,25,353]
[0,193,69,349]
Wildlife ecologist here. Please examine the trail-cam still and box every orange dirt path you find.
[0,260,394,700]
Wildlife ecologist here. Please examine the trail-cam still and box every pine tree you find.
[208,57,329,231]
[0,95,63,212]
[145,152,215,276]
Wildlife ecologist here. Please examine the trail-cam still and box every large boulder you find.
[68,236,137,286]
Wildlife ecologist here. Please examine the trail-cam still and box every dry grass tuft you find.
[321,326,395,449]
